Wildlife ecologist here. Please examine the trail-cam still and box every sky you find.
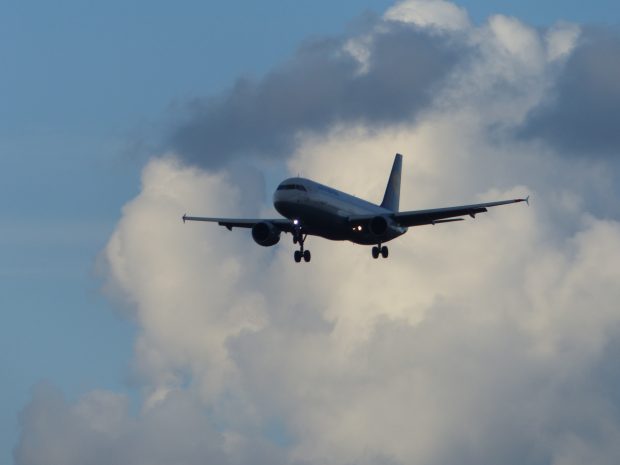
[2,1,620,464]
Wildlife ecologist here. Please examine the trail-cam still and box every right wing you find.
[182,214,294,232]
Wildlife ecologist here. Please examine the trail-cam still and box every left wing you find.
[393,197,529,227]
[182,215,294,232]
[348,197,529,227]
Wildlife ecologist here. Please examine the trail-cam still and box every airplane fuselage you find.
[273,177,407,245]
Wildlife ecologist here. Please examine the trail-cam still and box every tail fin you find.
[380,153,402,212]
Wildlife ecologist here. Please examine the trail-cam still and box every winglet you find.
[516,196,530,206]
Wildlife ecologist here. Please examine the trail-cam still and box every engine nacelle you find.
[251,222,281,247]
[369,215,390,236]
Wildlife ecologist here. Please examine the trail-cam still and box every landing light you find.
[293,219,299,225]
[357,225,362,231]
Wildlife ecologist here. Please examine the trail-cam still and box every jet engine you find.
[368,215,390,236]
[251,222,281,246]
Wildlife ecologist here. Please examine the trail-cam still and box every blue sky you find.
[2,1,619,464]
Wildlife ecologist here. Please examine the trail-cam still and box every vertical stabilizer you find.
[381,153,402,212]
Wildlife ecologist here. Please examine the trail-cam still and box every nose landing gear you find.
[293,226,311,263]
[372,244,389,259]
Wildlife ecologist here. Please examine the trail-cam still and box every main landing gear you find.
[294,249,311,263]
[293,228,311,263]
[372,244,389,259]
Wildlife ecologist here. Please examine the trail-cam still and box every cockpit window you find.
[277,184,307,192]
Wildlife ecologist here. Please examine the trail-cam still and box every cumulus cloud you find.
[15,2,620,465]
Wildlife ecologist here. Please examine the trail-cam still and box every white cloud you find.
[15,2,620,465]
[545,22,581,62]
[384,0,470,32]
[102,157,271,405]
[487,15,546,70]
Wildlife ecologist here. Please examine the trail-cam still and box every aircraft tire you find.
[381,246,388,258]
[294,250,302,263]
[372,246,379,259]
[303,250,311,262]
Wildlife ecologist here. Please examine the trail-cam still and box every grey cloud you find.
[14,384,226,465]
[15,383,288,465]
[166,21,620,170]
[519,28,620,156]
[168,22,463,168]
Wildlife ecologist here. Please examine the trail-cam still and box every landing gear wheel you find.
[303,250,311,262]
[381,245,389,258]
[294,250,302,263]
[372,246,380,259]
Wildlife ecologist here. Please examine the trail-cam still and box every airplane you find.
[182,154,529,263]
